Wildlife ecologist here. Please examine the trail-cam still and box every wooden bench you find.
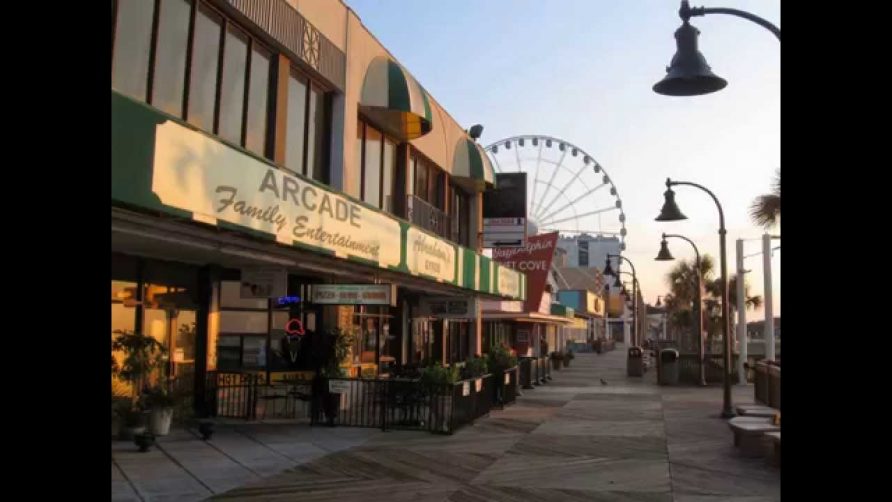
[764,431,780,468]
[728,416,780,457]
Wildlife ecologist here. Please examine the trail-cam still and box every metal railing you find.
[677,354,740,384]
[407,195,452,241]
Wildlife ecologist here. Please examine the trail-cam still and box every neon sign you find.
[285,318,305,337]
[275,296,301,306]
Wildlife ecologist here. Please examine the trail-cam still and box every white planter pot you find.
[149,407,174,436]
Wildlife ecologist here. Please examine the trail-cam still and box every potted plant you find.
[115,402,147,440]
[141,387,178,436]
[134,431,155,452]
[420,363,459,432]
[315,328,354,426]
[550,351,564,370]
[462,355,489,380]
[565,351,575,367]
[112,330,166,440]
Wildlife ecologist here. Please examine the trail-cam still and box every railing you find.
[205,371,313,421]
[315,375,495,434]
[754,361,781,408]
[677,354,740,385]
[407,195,452,241]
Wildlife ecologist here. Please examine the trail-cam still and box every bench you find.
[728,416,780,458]
[736,404,778,418]
[764,431,780,468]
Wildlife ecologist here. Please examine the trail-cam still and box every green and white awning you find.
[360,56,432,140]
[452,138,496,192]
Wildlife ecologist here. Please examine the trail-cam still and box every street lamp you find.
[656,177,735,418]
[655,233,707,386]
[603,254,639,346]
[654,1,780,97]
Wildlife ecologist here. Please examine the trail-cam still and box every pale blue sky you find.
[346,0,780,317]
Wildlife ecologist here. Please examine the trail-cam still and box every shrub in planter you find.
[461,356,489,380]
[141,387,178,436]
[565,351,575,367]
[550,351,564,370]
[420,364,459,432]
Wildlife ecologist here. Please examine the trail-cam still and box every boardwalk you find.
[204,348,780,501]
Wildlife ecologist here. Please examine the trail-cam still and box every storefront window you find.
[111,280,137,398]
[219,26,249,144]
[245,44,271,156]
[286,72,308,174]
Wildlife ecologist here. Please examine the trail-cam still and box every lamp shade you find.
[655,239,675,261]
[603,256,616,277]
[656,187,688,221]
[653,21,728,96]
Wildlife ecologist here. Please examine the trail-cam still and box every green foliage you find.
[487,345,517,372]
[462,356,489,378]
[420,363,459,386]
[321,328,354,378]
[111,330,167,385]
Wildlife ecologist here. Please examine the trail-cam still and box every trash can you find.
[658,349,679,385]
[519,357,534,390]
[627,346,644,377]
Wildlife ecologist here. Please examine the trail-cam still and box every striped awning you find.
[452,138,496,191]
[360,56,432,140]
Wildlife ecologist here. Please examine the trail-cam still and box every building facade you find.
[111,0,527,409]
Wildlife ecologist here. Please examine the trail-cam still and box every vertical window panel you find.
[363,127,382,207]
[152,0,191,116]
[307,86,326,182]
[245,44,270,156]
[112,0,155,101]
[382,138,396,212]
[285,72,308,173]
[187,4,222,130]
[218,26,248,144]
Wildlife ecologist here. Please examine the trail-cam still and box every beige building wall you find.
[291,0,476,200]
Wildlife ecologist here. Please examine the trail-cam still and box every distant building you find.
[746,318,781,339]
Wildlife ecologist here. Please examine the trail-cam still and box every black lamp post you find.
[654,1,780,97]
[656,177,734,418]
[655,232,707,386]
[603,255,639,346]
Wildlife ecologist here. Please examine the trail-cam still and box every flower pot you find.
[149,407,174,436]
[118,424,146,441]
[198,421,215,441]
[134,432,155,452]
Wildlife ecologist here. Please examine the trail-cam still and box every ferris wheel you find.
[484,135,627,250]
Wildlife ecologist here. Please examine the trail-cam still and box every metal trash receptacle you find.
[519,357,534,389]
[658,349,679,385]
[627,346,644,377]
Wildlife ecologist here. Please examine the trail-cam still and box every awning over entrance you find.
[452,138,495,192]
[360,56,432,141]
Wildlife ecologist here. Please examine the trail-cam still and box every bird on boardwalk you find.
[600,378,608,385]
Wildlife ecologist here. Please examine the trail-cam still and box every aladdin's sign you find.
[406,228,456,283]
[493,232,558,312]
[151,121,402,266]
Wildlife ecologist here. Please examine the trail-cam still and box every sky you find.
[345,0,780,318]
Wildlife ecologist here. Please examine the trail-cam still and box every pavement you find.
[112,346,780,501]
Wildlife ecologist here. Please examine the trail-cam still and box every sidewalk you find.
[113,347,780,501]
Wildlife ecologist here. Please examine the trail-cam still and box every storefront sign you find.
[406,228,456,283]
[329,380,351,394]
[418,297,477,319]
[493,232,558,312]
[240,267,287,298]
[152,121,402,267]
[311,284,395,305]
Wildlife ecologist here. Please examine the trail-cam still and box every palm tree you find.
[750,169,780,228]
[704,274,763,349]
